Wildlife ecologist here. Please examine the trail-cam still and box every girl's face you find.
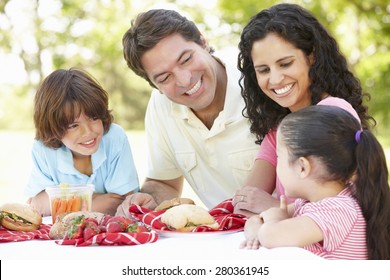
[251,33,313,112]
[61,112,104,158]
[276,130,302,198]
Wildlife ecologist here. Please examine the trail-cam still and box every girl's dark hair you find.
[279,105,390,260]
[33,68,113,148]
[238,3,375,144]
[123,9,212,88]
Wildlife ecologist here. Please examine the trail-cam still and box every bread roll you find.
[155,197,195,211]
[161,204,219,232]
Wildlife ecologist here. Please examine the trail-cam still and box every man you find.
[116,9,259,216]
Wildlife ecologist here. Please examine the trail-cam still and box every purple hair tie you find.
[355,130,363,143]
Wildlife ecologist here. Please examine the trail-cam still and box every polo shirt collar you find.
[57,143,106,175]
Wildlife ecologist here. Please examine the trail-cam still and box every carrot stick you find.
[65,197,73,212]
[51,198,59,215]
[58,198,67,214]
[71,195,81,212]
[51,198,61,223]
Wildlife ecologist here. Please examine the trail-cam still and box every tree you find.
[218,0,390,130]
[0,0,151,130]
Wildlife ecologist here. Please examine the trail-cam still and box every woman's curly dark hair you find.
[238,3,375,144]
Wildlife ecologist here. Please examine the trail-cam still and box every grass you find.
[0,130,389,207]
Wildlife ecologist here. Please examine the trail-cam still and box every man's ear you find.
[297,156,311,178]
[199,33,210,52]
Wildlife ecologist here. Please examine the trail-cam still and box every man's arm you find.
[140,176,184,205]
[115,176,184,217]
[92,191,134,216]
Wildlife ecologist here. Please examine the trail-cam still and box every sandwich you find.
[0,203,42,231]
[155,197,195,211]
[49,211,105,239]
[160,204,219,232]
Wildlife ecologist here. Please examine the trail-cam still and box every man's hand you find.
[115,193,158,218]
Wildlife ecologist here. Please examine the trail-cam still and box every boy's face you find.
[140,33,222,114]
[61,112,104,158]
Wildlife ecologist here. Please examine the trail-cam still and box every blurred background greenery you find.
[0,0,389,203]
[1,0,389,132]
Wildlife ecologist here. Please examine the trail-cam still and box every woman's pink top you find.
[255,97,361,202]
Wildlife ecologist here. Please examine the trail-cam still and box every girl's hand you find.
[239,215,263,249]
[259,195,289,223]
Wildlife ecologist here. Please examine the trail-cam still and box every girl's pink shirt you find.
[255,97,361,202]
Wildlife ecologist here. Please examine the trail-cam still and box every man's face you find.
[141,33,220,113]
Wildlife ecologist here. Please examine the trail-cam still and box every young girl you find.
[25,68,139,216]
[233,3,375,215]
[241,105,390,260]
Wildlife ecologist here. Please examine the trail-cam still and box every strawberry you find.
[136,225,149,232]
[85,219,100,232]
[84,217,98,226]
[127,223,149,233]
[67,224,84,239]
[98,225,107,232]
[66,215,87,239]
[99,215,113,227]
[107,216,132,227]
[83,227,99,240]
[106,221,124,233]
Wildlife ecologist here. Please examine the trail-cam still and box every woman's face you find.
[251,33,313,112]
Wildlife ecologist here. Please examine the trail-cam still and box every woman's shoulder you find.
[317,96,349,106]
[317,96,360,122]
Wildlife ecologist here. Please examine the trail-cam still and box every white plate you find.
[154,228,243,238]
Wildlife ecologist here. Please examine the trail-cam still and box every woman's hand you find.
[233,186,279,215]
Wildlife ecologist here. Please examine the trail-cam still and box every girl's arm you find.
[240,214,263,250]
[258,197,322,248]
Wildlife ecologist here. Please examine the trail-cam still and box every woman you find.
[233,3,375,216]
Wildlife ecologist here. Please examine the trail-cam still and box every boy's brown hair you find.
[34,68,113,148]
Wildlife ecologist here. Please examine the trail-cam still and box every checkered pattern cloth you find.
[56,230,158,246]
[0,224,51,242]
[129,198,247,232]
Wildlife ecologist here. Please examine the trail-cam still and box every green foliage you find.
[0,0,388,132]
[0,0,151,130]
[0,85,34,130]
[218,0,390,128]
